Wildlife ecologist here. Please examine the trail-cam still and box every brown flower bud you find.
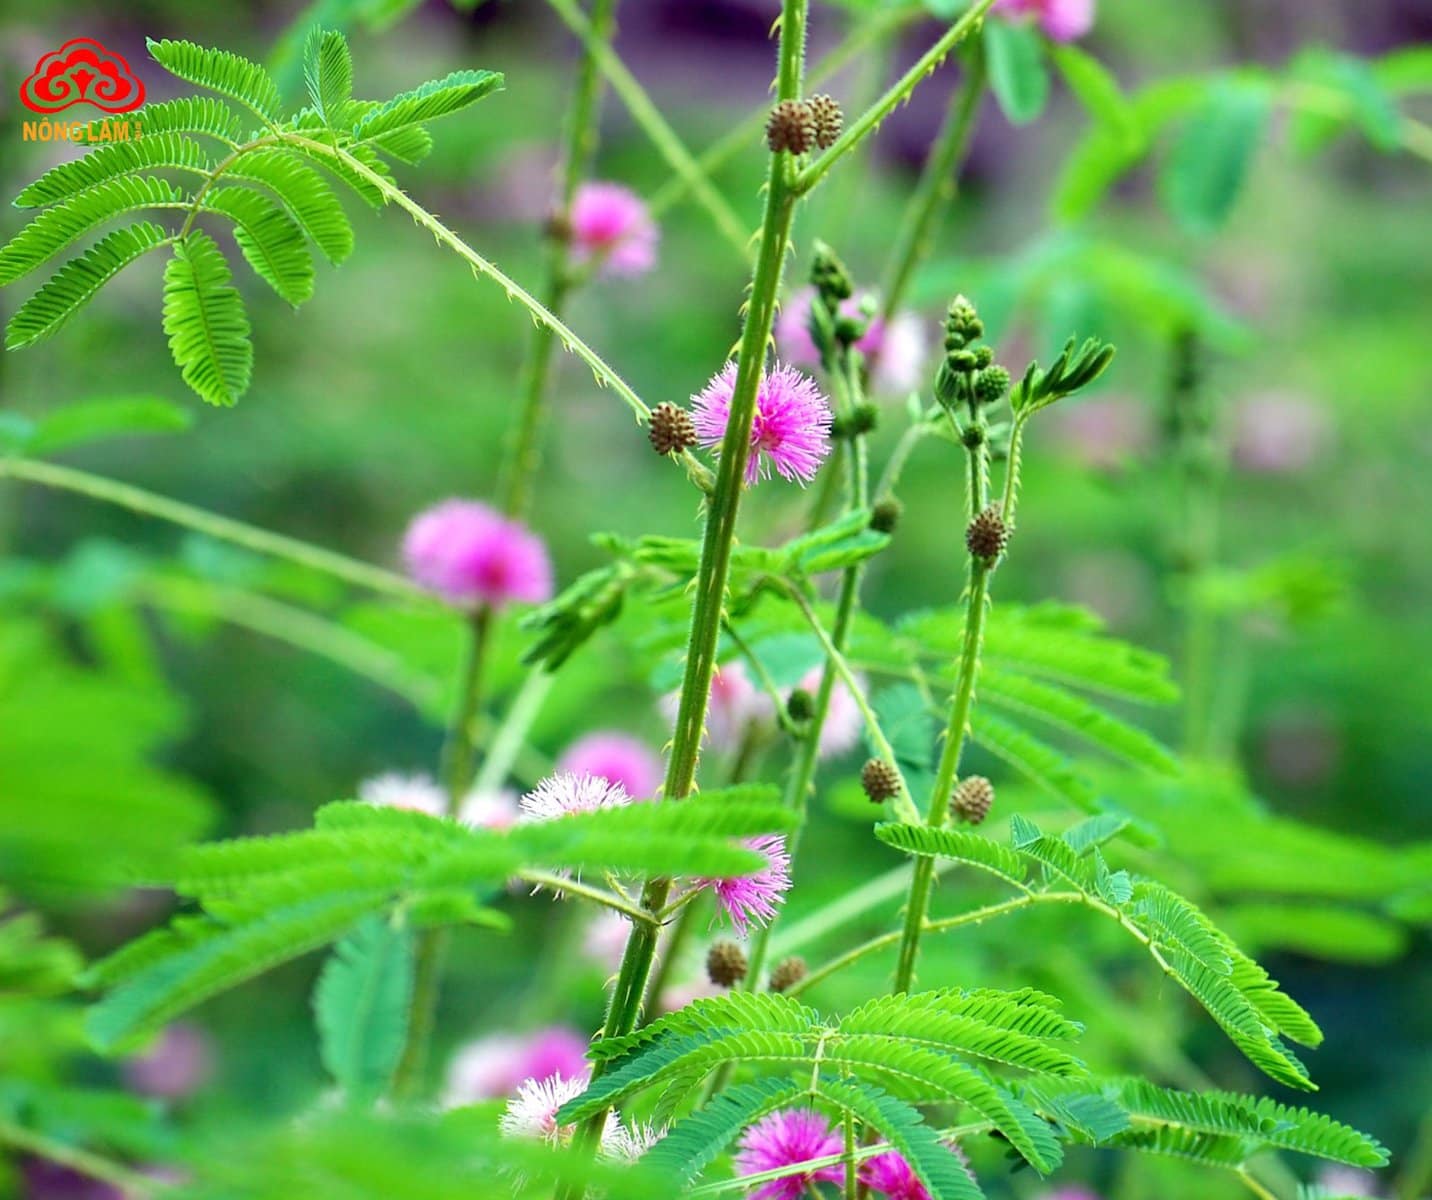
[965,505,1007,562]
[807,94,844,150]
[860,757,902,803]
[706,940,749,988]
[952,775,995,825]
[648,402,697,456]
[769,956,808,994]
[766,100,815,155]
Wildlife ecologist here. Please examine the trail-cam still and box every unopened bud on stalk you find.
[861,757,902,803]
[648,402,697,456]
[808,94,844,149]
[766,99,815,155]
[952,775,995,824]
[770,956,808,993]
[706,940,749,988]
[965,505,1008,562]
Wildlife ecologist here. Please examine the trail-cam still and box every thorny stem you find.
[394,607,493,1099]
[0,457,420,599]
[879,44,986,322]
[892,398,992,993]
[557,5,810,1190]
[282,135,714,495]
[500,0,618,518]
[794,0,998,196]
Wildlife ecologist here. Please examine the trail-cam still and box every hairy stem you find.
[892,405,991,993]
[558,7,810,1189]
[500,0,617,518]
[0,457,420,599]
[879,45,985,321]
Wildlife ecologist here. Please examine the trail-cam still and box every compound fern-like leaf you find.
[147,38,284,124]
[161,230,254,407]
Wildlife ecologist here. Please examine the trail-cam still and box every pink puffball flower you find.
[860,1151,930,1200]
[993,0,1095,42]
[359,772,447,818]
[735,1109,844,1200]
[558,732,663,801]
[444,1026,591,1105]
[569,182,659,279]
[691,362,833,486]
[402,499,553,611]
[776,288,927,397]
[792,665,863,760]
[696,834,792,936]
[498,1073,589,1144]
[519,771,632,822]
[122,1024,213,1100]
[582,910,635,973]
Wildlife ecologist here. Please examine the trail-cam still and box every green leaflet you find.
[87,888,390,1052]
[1159,79,1271,235]
[161,231,254,408]
[314,915,414,1104]
[224,150,356,264]
[13,133,212,209]
[352,69,504,140]
[642,1078,808,1184]
[304,28,354,122]
[203,186,315,306]
[0,176,187,285]
[6,223,173,350]
[984,19,1049,126]
[816,1078,986,1200]
[147,38,285,124]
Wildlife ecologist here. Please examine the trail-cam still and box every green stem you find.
[500,0,617,518]
[879,45,985,321]
[794,0,998,197]
[470,666,555,797]
[393,608,493,1101]
[558,7,809,1190]
[516,872,660,926]
[645,4,921,221]
[0,1118,156,1197]
[0,457,419,599]
[892,407,991,993]
[284,135,714,494]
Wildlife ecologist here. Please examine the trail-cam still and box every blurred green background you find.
[0,1,1428,1198]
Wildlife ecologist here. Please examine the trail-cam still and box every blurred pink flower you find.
[1260,708,1341,789]
[559,732,663,801]
[776,288,927,396]
[519,771,632,822]
[692,362,833,486]
[458,787,520,829]
[445,1026,591,1105]
[1036,1189,1103,1200]
[993,0,1096,42]
[660,661,773,753]
[1051,396,1151,472]
[359,772,447,817]
[696,834,792,936]
[402,499,553,610]
[122,1024,213,1100]
[570,182,659,278]
[735,1109,844,1200]
[793,664,863,759]
[582,910,635,973]
[1316,1166,1380,1196]
[1230,392,1331,474]
[658,974,723,1014]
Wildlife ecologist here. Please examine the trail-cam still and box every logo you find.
[20,37,145,115]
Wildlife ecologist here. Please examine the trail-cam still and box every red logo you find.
[20,38,146,115]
